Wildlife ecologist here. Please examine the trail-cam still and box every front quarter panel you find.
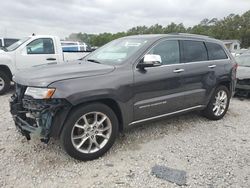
[0,52,16,74]
[50,67,134,126]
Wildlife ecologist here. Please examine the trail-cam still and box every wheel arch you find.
[217,80,232,96]
[0,65,13,80]
[74,98,124,132]
[53,97,125,139]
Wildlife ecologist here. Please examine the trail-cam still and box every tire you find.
[202,85,230,120]
[60,103,119,161]
[0,70,11,95]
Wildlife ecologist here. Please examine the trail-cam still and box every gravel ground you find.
[0,91,250,188]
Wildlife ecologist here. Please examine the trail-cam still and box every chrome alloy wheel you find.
[213,90,228,116]
[71,112,112,154]
[0,77,5,91]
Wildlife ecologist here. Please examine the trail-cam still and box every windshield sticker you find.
[125,42,142,47]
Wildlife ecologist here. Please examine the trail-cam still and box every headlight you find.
[25,87,56,99]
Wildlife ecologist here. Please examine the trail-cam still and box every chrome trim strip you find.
[129,105,205,125]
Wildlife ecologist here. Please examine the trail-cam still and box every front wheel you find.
[202,86,230,120]
[60,103,119,161]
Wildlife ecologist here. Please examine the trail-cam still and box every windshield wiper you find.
[87,59,101,64]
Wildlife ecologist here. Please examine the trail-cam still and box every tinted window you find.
[148,40,180,65]
[0,39,2,47]
[26,38,55,54]
[182,40,208,63]
[206,42,228,60]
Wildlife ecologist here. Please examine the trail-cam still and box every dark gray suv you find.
[10,34,237,161]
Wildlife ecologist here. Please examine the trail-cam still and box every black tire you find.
[0,70,11,95]
[60,103,119,161]
[202,85,230,120]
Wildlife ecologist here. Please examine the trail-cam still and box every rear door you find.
[15,38,60,70]
[179,40,214,107]
[133,39,189,121]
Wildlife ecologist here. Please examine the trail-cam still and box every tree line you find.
[67,10,250,48]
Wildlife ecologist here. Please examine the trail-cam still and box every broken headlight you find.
[25,87,56,99]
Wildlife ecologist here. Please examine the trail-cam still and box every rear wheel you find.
[202,86,230,120]
[0,71,11,95]
[60,103,119,161]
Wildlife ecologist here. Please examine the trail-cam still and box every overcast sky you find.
[0,0,249,39]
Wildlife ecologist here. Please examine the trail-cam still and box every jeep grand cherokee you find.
[10,34,237,161]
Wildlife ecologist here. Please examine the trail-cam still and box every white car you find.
[0,35,89,94]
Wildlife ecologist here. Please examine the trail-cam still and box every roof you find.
[124,33,221,43]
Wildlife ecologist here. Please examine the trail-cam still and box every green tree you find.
[67,10,250,48]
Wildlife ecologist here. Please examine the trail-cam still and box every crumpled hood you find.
[237,66,250,80]
[13,60,115,87]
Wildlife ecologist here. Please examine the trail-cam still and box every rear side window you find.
[206,42,228,60]
[148,40,180,65]
[0,39,2,47]
[181,40,208,63]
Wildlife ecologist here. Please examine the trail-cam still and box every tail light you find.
[234,63,238,71]
[232,62,238,80]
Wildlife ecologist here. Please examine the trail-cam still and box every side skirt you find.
[129,105,205,125]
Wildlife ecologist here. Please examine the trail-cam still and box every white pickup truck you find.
[0,35,89,94]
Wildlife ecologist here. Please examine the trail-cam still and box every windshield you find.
[6,37,30,51]
[85,38,148,64]
[235,55,250,67]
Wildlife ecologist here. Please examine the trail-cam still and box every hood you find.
[0,51,12,60]
[13,60,115,87]
[237,66,250,80]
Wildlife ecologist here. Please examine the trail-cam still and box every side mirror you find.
[137,54,162,69]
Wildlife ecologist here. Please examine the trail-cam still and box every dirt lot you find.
[0,91,250,188]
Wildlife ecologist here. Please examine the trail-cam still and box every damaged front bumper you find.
[10,93,71,143]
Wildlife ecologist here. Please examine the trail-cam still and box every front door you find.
[133,39,188,121]
[15,38,59,70]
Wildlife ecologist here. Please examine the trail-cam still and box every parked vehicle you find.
[61,41,91,52]
[235,54,250,97]
[0,38,19,48]
[0,35,89,94]
[10,34,237,161]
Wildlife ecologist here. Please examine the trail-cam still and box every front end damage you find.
[10,84,71,143]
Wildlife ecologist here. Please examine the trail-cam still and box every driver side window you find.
[26,38,55,54]
[148,40,180,65]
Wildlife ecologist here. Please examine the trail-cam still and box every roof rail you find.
[169,33,212,38]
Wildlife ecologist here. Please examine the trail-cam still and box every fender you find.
[0,52,16,77]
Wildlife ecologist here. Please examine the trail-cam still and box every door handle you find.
[173,68,185,73]
[208,65,216,68]
[46,58,56,61]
